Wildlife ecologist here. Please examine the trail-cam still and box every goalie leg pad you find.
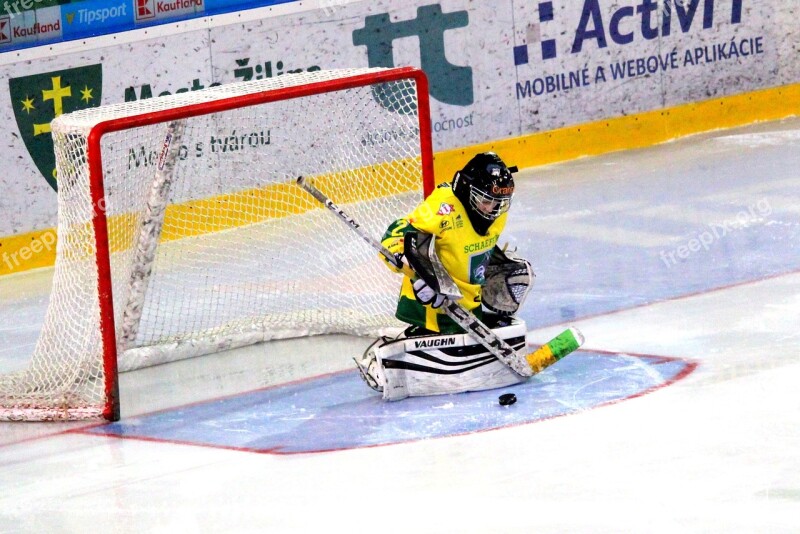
[376,320,529,401]
[354,337,389,393]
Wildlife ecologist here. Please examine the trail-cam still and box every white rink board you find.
[1,0,799,236]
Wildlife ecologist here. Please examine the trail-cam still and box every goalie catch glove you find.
[412,278,447,309]
[482,245,534,317]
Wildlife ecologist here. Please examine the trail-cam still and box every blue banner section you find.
[0,0,298,52]
[86,352,694,454]
[203,0,295,16]
[60,0,135,40]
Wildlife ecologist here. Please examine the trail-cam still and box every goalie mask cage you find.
[1,67,433,422]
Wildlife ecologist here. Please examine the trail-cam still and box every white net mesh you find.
[0,68,429,421]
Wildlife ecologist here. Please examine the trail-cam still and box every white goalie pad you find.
[370,320,529,401]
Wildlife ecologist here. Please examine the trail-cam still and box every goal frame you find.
[83,67,433,421]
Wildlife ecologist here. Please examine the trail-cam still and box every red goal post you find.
[1,67,434,422]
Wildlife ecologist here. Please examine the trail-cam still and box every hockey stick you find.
[296,176,583,377]
[296,176,405,275]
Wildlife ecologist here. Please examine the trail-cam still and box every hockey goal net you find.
[0,67,433,421]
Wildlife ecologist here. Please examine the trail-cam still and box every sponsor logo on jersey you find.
[469,250,491,284]
[9,65,103,191]
[437,202,455,216]
[464,235,499,254]
[413,337,457,349]
[455,214,464,228]
[475,264,486,282]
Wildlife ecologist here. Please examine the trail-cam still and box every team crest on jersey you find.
[469,251,491,284]
[437,203,455,216]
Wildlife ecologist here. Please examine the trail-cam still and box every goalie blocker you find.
[355,319,528,401]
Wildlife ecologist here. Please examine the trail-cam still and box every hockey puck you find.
[498,393,517,406]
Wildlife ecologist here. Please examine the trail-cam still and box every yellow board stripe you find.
[0,229,59,274]
[158,158,420,242]
[2,82,798,276]
[0,159,422,272]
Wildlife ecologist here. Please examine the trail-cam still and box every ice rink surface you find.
[1,117,799,532]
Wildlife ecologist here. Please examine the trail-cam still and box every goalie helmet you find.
[452,152,515,235]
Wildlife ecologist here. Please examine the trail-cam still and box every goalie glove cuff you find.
[380,237,406,273]
[412,278,447,309]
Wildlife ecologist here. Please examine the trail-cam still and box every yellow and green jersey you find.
[381,182,507,333]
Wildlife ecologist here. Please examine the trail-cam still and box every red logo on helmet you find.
[491,184,514,196]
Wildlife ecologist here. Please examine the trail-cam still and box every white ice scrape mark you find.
[714,130,800,147]
[616,354,667,385]
[553,397,584,412]
[569,374,612,408]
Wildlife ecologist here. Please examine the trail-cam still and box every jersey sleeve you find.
[379,184,454,273]
[380,218,418,273]
[404,188,451,237]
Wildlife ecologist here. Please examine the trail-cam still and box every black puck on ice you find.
[498,393,517,406]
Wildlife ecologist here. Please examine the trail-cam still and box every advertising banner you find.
[0,7,63,48]
[511,0,783,129]
[0,0,299,52]
[60,0,137,40]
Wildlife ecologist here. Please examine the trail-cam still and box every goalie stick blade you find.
[526,327,584,374]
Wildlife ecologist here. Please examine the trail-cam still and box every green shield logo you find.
[9,64,103,191]
[469,250,492,285]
